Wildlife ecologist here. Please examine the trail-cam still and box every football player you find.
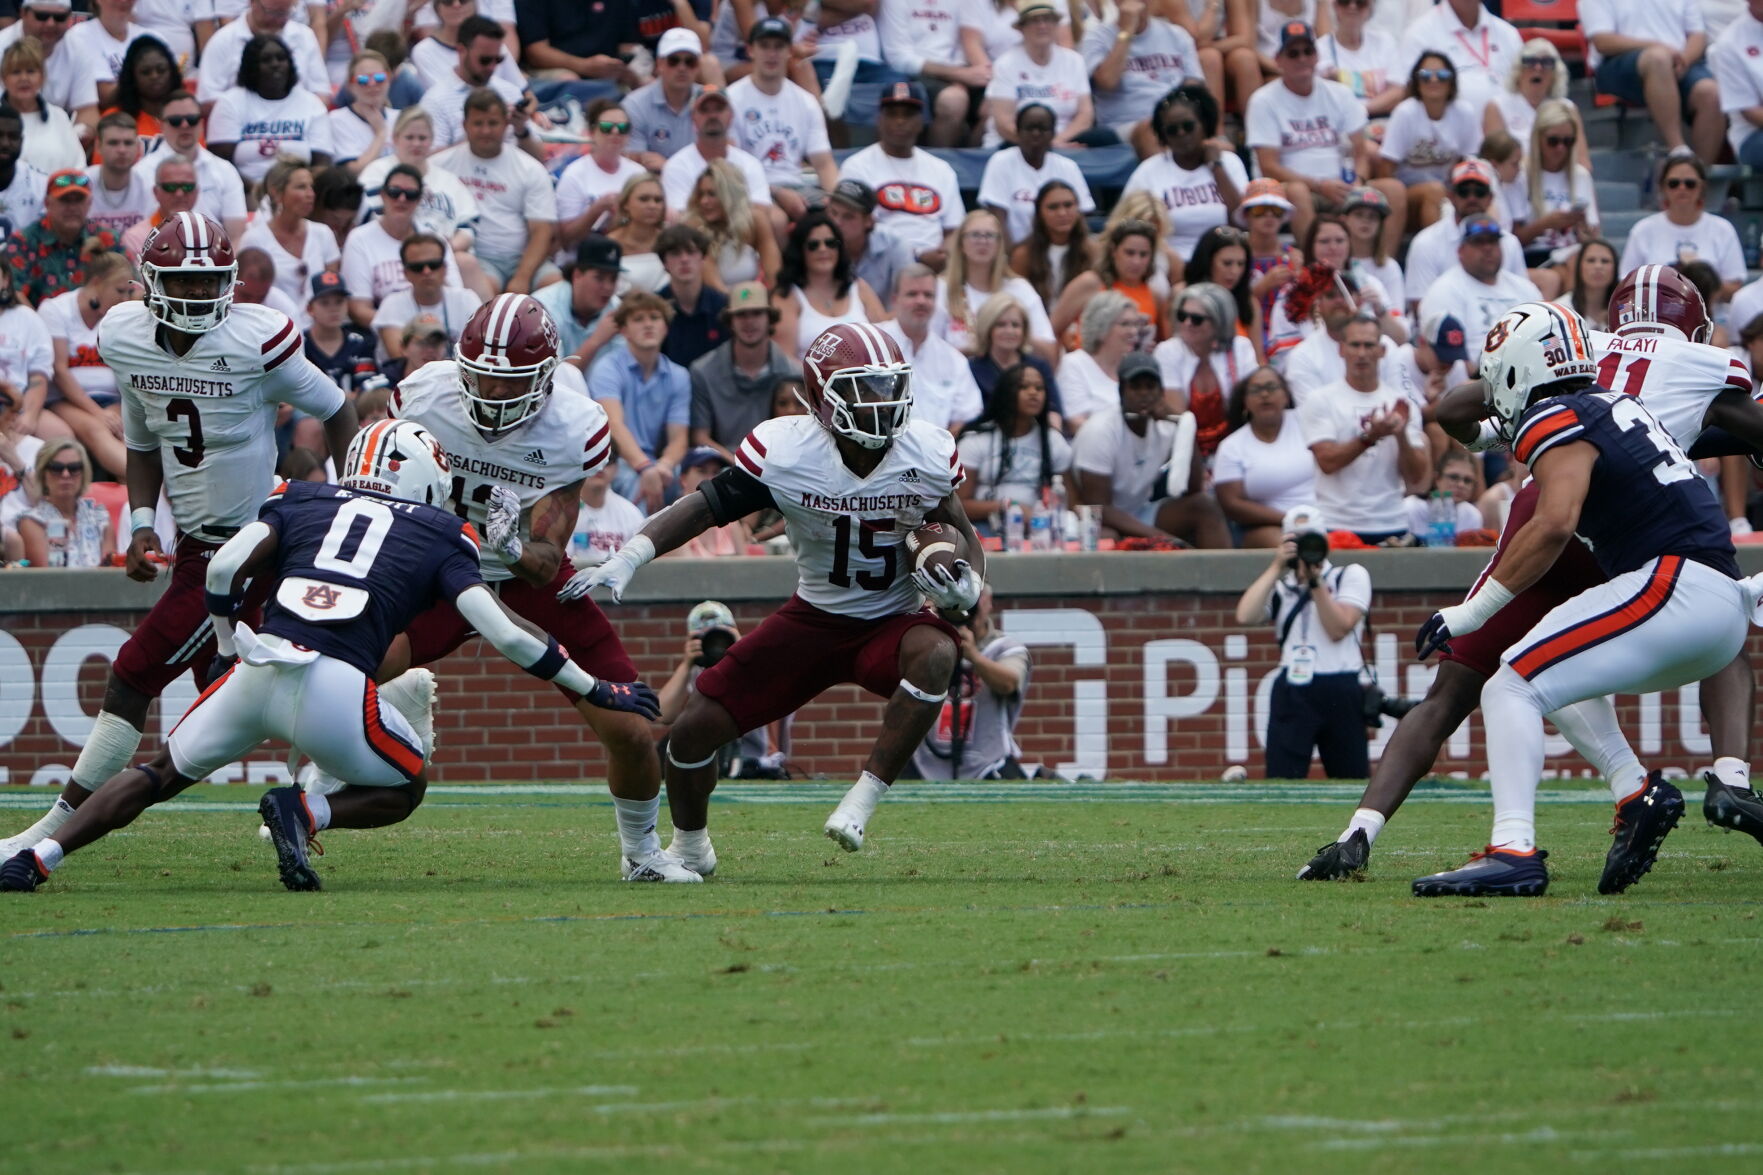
[1300,268,1763,886]
[0,213,362,863]
[0,420,661,893]
[566,322,987,875]
[1407,302,1756,897]
[379,293,700,882]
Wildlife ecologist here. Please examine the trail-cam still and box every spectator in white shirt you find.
[978,103,1095,248]
[131,92,249,240]
[1584,0,1721,164]
[1404,448,1484,540]
[1484,37,1590,172]
[61,0,146,137]
[1397,0,1523,115]
[1417,214,1544,373]
[409,0,524,91]
[2,37,82,176]
[1081,0,1202,158]
[1120,82,1248,261]
[341,163,464,324]
[877,264,984,432]
[328,50,395,174]
[728,17,837,221]
[119,155,198,262]
[1298,315,1428,543]
[206,35,334,185]
[1620,155,1746,303]
[1401,158,1525,317]
[983,0,1097,149]
[1153,280,1258,459]
[1317,0,1404,118]
[238,157,341,324]
[659,84,776,227]
[878,0,987,148]
[935,208,1056,360]
[1511,99,1598,289]
[82,113,154,241]
[1710,0,1763,166]
[1055,290,1150,430]
[1214,365,1316,547]
[955,360,1072,529]
[372,232,482,358]
[837,83,966,264]
[557,98,647,250]
[419,15,543,161]
[1374,52,1482,233]
[1246,20,1405,257]
[197,0,330,107]
[433,87,560,294]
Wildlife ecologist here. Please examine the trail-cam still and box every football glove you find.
[484,485,524,564]
[585,678,662,720]
[911,558,983,614]
[1414,612,1454,660]
[558,536,654,602]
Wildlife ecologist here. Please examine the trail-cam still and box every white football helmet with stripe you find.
[139,211,237,333]
[341,419,452,507]
[456,292,561,436]
[1481,301,1599,443]
[799,322,913,449]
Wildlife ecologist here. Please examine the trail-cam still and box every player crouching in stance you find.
[0,421,660,893]
[564,323,986,874]
[1409,303,1757,898]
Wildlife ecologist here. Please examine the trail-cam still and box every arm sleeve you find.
[701,465,777,524]
[454,582,597,695]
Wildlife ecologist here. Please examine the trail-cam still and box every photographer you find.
[911,588,1033,781]
[657,601,788,779]
[1234,506,1374,780]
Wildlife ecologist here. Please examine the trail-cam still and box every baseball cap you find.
[879,81,926,109]
[1449,158,1496,189]
[1282,504,1328,537]
[45,168,89,200]
[681,446,729,472]
[308,271,349,302]
[1118,351,1162,386]
[656,27,701,59]
[693,84,731,109]
[1233,177,1293,226]
[687,599,736,634]
[401,314,448,344]
[725,280,770,313]
[829,178,877,214]
[1278,20,1316,50]
[1423,312,1469,365]
[572,234,622,274]
[22,0,72,9]
[748,16,792,43]
[1341,187,1390,217]
[1460,213,1502,242]
[1013,0,1059,24]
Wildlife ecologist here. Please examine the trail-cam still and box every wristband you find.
[204,589,242,620]
[1442,578,1515,633]
[130,507,156,533]
[524,635,570,681]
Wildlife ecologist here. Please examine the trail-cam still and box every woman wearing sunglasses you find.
[1620,154,1746,304]
[1484,37,1589,172]
[1,37,81,174]
[1373,52,1480,233]
[771,209,882,362]
[1153,281,1257,459]
[1315,0,1401,119]
[1510,98,1598,287]
[557,98,646,248]
[15,440,112,569]
[327,50,397,174]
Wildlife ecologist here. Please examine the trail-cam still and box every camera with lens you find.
[686,599,739,669]
[1293,530,1329,567]
[1361,683,1419,729]
[694,626,737,668]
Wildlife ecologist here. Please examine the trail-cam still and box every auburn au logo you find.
[302,584,343,610]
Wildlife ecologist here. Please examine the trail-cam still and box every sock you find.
[613,795,662,858]
[1710,756,1752,793]
[1343,808,1386,845]
[670,825,711,855]
[10,797,77,847]
[302,792,332,833]
[839,771,890,815]
[1549,696,1646,804]
[69,711,144,792]
[34,838,65,872]
[1482,667,1542,852]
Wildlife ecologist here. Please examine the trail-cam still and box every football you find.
[903,519,966,581]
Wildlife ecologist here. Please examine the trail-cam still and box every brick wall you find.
[2,590,1751,783]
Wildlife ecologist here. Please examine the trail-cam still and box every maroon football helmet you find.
[1608,264,1712,344]
[799,322,912,449]
[139,211,237,333]
[456,293,561,435]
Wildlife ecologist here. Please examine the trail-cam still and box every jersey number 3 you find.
[1612,396,1694,486]
[166,398,205,468]
[829,516,895,591]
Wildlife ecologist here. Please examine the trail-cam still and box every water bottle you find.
[1004,500,1025,553]
[1078,504,1100,552]
[45,513,67,567]
[1745,218,1762,269]
[1028,495,1053,552]
[1426,491,1456,549]
[1050,477,1071,548]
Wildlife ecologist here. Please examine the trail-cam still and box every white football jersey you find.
[1590,329,1754,453]
[109,301,345,539]
[735,416,962,620]
[392,360,611,581]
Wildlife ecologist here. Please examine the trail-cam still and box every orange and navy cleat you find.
[1413,845,1550,897]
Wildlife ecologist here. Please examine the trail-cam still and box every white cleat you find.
[621,850,703,883]
[823,806,868,852]
[663,839,717,878]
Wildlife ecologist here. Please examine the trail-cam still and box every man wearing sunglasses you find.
[12,169,123,307]
[419,14,544,162]
[121,160,198,265]
[1247,21,1402,247]
[131,93,249,241]
[197,0,331,107]
[373,232,483,360]
[626,26,704,173]
[341,163,466,326]
[1416,213,1542,375]
[0,0,76,109]
[1584,0,1721,165]
[1400,158,1526,319]
[1398,0,1523,115]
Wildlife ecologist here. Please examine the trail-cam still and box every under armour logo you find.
[210,357,232,372]
[524,447,546,463]
[301,584,343,610]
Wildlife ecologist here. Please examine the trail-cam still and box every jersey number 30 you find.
[1612,396,1694,486]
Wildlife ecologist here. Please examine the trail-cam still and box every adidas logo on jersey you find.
[523,448,546,463]
[209,357,232,372]
[900,468,921,482]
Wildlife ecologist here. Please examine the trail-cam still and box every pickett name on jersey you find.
[799,491,922,512]
[127,373,238,397]
[446,450,548,489]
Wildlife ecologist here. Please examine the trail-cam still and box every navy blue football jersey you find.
[256,480,484,674]
[1512,388,1739,580]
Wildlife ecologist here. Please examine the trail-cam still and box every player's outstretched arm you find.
[454,585,661,718]
[1703,389,1763,456]
[1434,379,1496,448]
[123,443,168,581]
[204,521,280,663]
[559,472,754,602]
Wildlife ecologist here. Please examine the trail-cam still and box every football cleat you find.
[1599,771,1684,894]
[823,806,868,852]
[258,787,323,892]
[1412,846,1550,897]
[1297,828,1370,880]
[621,850,703,883]
[0,849,47,892]
[0,829,41,860]
[1703,771,1763,848]
[663,839,717,879]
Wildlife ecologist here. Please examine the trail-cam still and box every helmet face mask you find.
[140,212,236,334]
[459,365,548,436]
[1481,302,1598,442]
[341,419,452,507]
[456,293,560,437]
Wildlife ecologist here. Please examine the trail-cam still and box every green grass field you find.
[6,779,1763,1174]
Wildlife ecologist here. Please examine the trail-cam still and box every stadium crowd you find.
[6,0,1763,568]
